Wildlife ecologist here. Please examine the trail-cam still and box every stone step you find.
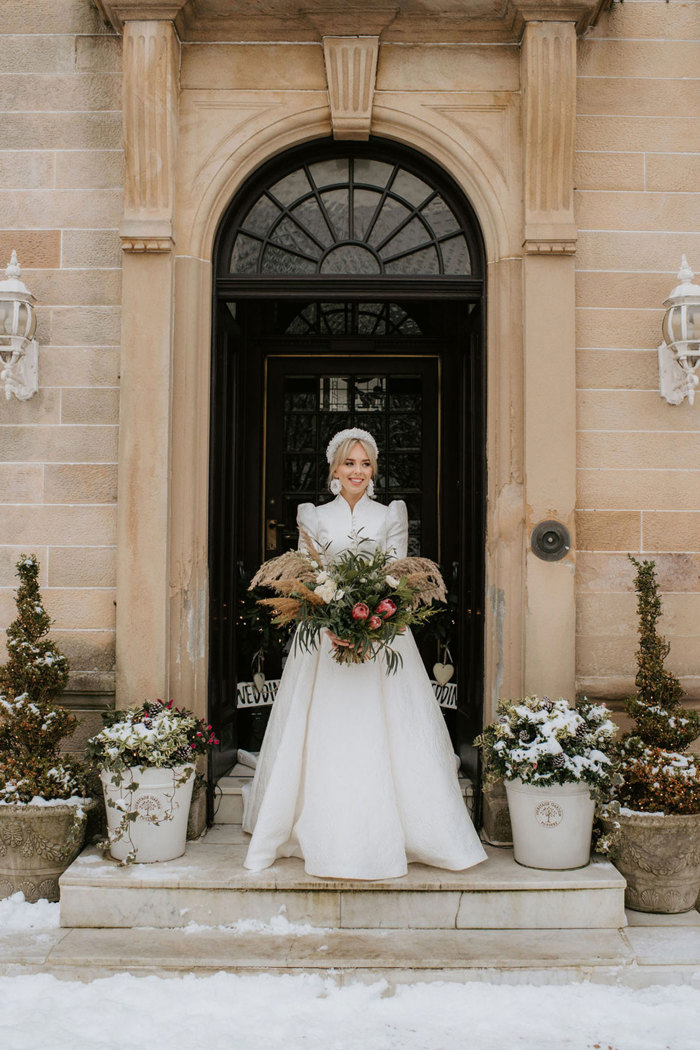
[213,772,475,825]
[0,925,643,984]
[59,824,626,932]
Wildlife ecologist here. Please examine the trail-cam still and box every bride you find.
[242,427,487,880]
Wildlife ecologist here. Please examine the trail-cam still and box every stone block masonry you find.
[574,1,700,703]
[0,7,121,722]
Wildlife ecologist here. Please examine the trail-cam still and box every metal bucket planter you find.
[0,801,93,902]
[505,778,595,870]
[100,764,195,863]
[613,810,700,913]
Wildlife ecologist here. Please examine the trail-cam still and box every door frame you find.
[208,138,487,818]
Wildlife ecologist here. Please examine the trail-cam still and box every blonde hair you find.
[327,437,378,489]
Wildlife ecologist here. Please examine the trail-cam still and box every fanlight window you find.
[285,302,422,337]
[229,158,472,277]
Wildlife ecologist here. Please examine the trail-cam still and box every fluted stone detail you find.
[522,21,577,254]
[323,36,379,141]
[121,19,180,249]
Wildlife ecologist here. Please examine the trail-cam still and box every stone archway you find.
[115,10,583,747]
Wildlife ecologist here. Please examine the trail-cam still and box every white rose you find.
[385,575,399,588]
[315,570,329,583]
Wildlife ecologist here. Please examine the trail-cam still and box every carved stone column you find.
[520,19,577,700]
[116,18,180,706]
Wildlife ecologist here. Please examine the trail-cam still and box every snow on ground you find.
[1,897,698,1050]
[0,972,699,1050]
[0,892,59,931]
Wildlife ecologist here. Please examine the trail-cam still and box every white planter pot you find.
[100,764,195,863]
[505,778,595,870]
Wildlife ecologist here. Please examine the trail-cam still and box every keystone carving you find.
[521,20,577,255]
[121,20,180,250]
[323,36,380,141]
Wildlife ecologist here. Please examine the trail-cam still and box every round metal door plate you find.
[531,520,571,562]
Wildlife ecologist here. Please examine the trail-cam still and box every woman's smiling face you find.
[334,441,373,504]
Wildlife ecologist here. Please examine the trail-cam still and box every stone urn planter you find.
[612,810,700,913]
[0,801,94,902]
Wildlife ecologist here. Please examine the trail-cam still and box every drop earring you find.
[330,477,342,495]
[366,478,375,498]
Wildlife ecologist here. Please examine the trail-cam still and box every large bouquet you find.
[250,531,446,674]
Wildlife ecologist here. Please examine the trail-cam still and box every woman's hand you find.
[326,630,367,658]
[326,629,351,649]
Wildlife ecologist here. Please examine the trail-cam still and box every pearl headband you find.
[325,428,379,465]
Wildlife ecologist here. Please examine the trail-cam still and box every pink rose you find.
[375,598,397,619]
[368,615,382,629]
[351,602,370,620]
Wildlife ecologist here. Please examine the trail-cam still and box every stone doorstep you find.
[214,774,475,825]
[58,825,627,932]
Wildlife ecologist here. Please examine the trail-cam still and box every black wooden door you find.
[264,355,438,561]
[208,297,484,802]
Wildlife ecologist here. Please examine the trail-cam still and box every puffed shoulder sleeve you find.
[296,502,319,555]
[385,500,408,560]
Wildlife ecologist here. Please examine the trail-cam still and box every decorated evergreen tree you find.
[615,557,700,814]
[0,554,86,803]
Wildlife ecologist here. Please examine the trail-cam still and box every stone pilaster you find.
[520,19,577,700]
[522,20,577,255]
[115,18,180,707]
[121,20,179,248]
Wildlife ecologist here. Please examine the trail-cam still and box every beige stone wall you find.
[2,0,699,723]
[0,0,122,727]
[575,0,700,701]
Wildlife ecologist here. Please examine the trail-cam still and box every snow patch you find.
[0,974,699,1050]
[0,892,60,932]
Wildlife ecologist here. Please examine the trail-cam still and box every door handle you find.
[266,518,284,550]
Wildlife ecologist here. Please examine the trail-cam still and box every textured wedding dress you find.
[242,491,487,880]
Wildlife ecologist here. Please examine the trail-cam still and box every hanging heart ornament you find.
[253,672,266,693]
[433,662,454,685]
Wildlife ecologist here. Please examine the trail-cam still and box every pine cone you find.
[552,754,566,768]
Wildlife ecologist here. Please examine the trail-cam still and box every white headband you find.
[326,428,379,465]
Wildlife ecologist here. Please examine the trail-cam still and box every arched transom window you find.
[229,156,473,277]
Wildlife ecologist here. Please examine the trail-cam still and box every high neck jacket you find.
[296,493,408,563]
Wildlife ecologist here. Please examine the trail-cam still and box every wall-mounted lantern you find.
[0,251,39,402]
[659,256,700,406]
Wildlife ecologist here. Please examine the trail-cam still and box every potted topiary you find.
[0,554,92,902]
[605,557,700,913]
[86,699,218,864]
[476,695,618,869]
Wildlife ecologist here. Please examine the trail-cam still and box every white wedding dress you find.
[242,492,487,880]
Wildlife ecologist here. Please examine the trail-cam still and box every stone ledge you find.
[59,832,627,930]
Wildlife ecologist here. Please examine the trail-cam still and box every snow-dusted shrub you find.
[615,558,700,815]
[476,694,618,790]
[86,699,218,773]
[0,555,88,805]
